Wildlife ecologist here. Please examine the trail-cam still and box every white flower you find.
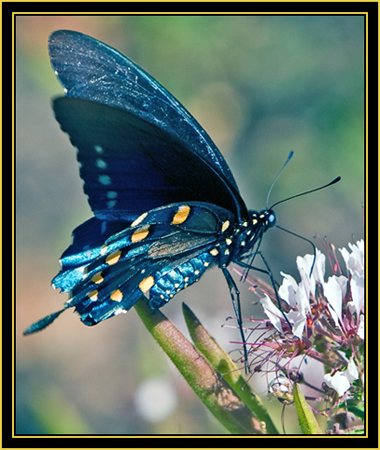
[323,275,348,327]
[276,251,327,339]
[357,314,364,340]
[259,241,365,341]
[339,240,364,277]
[278,272,298,309]
[339,240,364,315]
[296,254,315,302]
[349,271,365,316]
[312,248,326,285]
[286,309,307,339]
[323,358,359,397]
[262,273,308,339]
[260,295,283,334]
[296,249,325,299]
[346,358,360,382]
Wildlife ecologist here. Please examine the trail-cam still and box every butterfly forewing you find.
[49,29,239,192]
[54,96,246,221]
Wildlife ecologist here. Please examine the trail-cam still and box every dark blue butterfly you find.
[24,30,278,354]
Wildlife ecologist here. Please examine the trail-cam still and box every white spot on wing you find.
[94,145,103,154]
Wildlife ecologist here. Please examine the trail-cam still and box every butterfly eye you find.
[268,211,276,227]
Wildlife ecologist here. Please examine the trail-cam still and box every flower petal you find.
[339,240,364,276]
[323,371,351,397]
[313,249,326,285]
[346,358,359,383]
[296,254,315,299]
[295,281,311,315]
[357,314,364,340]
[260,295,283,333]
[324,276,344,327]
[323,358,359,397]
[350,271,364,314]
[279,272,298,309]
[286,310,306,338]
[348,240,364,273]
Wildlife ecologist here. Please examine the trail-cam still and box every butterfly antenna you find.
[271,176,340,275]
[270,176,341,209]
[276,225,317,276]
[266,150,294,208]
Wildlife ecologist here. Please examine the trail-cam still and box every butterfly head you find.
[250,208,276,231]
[230,208,276,259]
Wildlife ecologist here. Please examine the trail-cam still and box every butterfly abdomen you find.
[149,252,215,308]
[148,218,263,309]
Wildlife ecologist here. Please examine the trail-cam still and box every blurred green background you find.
[16,15,364,435]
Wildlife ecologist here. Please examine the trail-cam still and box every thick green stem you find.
[182,302,279,435]
[134,297,265,435]
[293,383,322,434]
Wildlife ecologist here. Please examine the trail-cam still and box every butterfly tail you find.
[23,308,67,335]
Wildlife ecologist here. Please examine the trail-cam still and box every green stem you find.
[293,383,322,434]
[134,297,265,435]
[182,302,279,434]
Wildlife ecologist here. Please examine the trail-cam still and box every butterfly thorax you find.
[209,208,277,269]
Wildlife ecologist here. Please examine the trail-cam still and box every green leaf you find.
[293,383,323,434]
[134,297,265,435]
[182,302,279,434]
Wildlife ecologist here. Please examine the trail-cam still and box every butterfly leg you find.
[222,267,250,372]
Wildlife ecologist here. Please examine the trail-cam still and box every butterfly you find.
[23,30,282,360]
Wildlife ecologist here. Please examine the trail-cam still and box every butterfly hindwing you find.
[48,202,235,327]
